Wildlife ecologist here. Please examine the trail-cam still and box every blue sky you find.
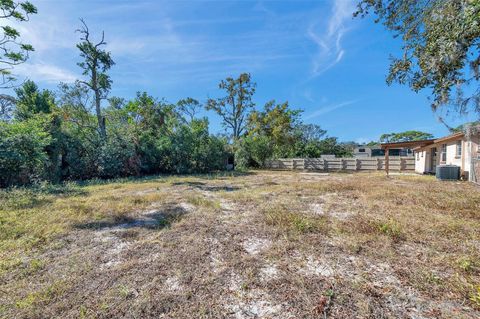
[12,0,477,143]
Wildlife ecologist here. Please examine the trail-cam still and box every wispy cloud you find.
[6,0,355,92]
[16,63,77,83]
[305,100,357,119]
[106,38,147,56]
[308,0,355,76]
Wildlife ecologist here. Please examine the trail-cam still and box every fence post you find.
[473,159,479,184]
[356,158,360,171]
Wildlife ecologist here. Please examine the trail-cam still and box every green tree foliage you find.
[450,121,480,133]
[299,137,353,158]
[247,100,304,158]
[248,100,302,155]
[14,80,55,120]
[176,97,202,123]
[291,123,352,158]
[13,80,63,181]
[0,42,356,188]
[356,0,480,115]
[235,100,350,167]
[206,73,256,140]
[122,92,176,173]
[234,135,272,169]
[236,100,301,167]
[379,130,434,143]
[98,133,137,178]
[0,71,356,186]
[171,119,227,173]
[76,19,114,139]
[0,116,51,186]
[0,0,37,87]
[58,83,106,180]
[296,123,327,143]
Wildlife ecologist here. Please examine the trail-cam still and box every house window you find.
[456,140,462,157]
[441,144,447,162]
[371,149,385,157]
[358,148,365,152]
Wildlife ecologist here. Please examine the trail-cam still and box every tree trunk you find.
[95,89,106,139]
[92,66,106,139]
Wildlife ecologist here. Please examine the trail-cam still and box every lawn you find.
[0,171,479,318]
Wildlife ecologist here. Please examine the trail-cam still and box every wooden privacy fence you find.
[265,157,415,172]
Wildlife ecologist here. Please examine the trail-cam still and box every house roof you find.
[412,132,466,151]
[432,131,464,144]
[380,139,435,150]
[355,144,380,148]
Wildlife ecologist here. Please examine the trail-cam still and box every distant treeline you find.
[0,19,353,187]
[0,75,355,187]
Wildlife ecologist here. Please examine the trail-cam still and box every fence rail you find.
[265,157,415,172]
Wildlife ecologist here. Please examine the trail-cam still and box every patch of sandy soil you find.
[219,199,235,211]
[207,237,225,273]
[260,263,279,281]
[300,255,335,277]
[309,202,354,220]
[164,276,183,292]
[225,273,288,319]
[94,208,169,270]
[179,202,195,212]
[242,237,271,255]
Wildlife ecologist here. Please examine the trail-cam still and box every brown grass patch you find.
[1,171,479,318]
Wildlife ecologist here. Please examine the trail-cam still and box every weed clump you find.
[377,218,404,241]
[263,205,326,235]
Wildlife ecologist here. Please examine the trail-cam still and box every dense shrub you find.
[0,117,52,186]
[171,119,227,173]
[98,133,139,178]
[234,135,272,168]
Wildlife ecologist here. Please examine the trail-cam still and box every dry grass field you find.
[1,171,479,318]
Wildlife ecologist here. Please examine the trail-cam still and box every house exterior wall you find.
[414,133,480,179]
[415,145,438,173]
[442,140,463,166]
[415,139,462,174]
[415,149,428,173]
[353,147,372,157]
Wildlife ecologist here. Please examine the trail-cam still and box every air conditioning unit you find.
[436,165,460,181]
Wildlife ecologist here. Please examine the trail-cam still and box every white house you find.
[353,144,414,158]
[413,127,480,182]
